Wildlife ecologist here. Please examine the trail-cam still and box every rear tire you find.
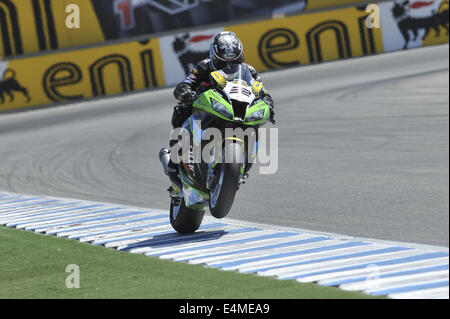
[209,143,243,218]
[170,197,205,234]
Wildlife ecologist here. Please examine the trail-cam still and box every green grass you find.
[0,226,383,299]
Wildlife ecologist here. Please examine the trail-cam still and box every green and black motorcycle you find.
[160,64,273,234]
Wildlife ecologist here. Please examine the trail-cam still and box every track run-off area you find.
[0,45,448,298]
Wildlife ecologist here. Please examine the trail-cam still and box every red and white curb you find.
[0,191,448,299]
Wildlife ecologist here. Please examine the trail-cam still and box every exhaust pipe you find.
[159,148,172,176]
[159,148,182,188]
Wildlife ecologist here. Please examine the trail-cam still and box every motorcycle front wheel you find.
[209,142,243,218]
[170,197,205,234]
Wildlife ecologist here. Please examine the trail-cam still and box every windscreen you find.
[220,64,254,86]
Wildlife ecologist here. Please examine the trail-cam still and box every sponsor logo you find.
[392,0,449,49]
[172,33,212,76]
[0,69,30,104]
[1,39,163,112]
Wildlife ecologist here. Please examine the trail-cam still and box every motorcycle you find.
[160,64,273,234]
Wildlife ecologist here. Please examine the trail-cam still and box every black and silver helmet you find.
[209,31,244,70]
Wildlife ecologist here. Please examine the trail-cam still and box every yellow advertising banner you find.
[1,1,447,113]
[0,38,164,112]
[229,5,385,72]
[306,0,369,10]
[0,0,104,58]
[423,1,449,47]
[0,0,371,59]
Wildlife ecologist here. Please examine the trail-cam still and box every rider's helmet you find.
[209,31,244,70]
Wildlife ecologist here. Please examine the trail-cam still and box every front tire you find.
[209,142,243,218]
[170,198,205,234]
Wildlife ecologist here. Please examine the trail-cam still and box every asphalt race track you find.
[0,45,448,247]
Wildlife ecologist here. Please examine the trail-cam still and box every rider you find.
[166,31,275,182]
[171,31,275,129]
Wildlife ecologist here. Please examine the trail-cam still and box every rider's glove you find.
[269,106,276,124]
[180,89,197,105]
[261,93,276,124]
